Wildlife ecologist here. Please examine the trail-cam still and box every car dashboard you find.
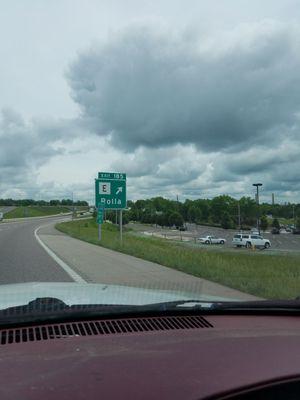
[0,313,299,399]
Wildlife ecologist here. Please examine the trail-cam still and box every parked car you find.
[232,234,271,249]
[199,235,226,244]
[280,228,291,234]
[271,228,280,234]
[292,229,300,235]
[0,212,3,221]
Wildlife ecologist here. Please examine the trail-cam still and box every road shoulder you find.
[37,222,258,301]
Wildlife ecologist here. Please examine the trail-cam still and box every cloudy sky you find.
[1,0,300,204]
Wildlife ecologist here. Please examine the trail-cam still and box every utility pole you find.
[72,191,74,220]
[293,205,295,228]
[253,183,262,234]
[238,201,241,231]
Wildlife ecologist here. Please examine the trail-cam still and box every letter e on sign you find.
[99,182,111,195]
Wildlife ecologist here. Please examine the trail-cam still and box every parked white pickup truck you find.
[199,235,226,244]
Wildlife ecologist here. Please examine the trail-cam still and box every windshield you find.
[0,0,299,322]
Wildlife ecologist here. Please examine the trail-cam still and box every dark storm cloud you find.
[67,21,300,152]
[224,143,300,175]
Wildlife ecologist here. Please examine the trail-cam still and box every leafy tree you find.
[50,199,60,206]
[272,218,280,229]
[239,196,257,226]
[155,213,168,227]
[187,206,202,223]
[197,199,210,221]
[75,200,88,206]
[220,212,234,229]
[127,200,135,209]
[122,212,130,225]
[210,195,237,223]
[168,212,184,227]
[260,215,268,232]
[61,199,73,206]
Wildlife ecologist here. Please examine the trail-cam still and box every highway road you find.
[0,206,16,215]
[0,217,256,300]
[0,217,73,284]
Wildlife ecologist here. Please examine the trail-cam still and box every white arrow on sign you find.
[116,187,123,195]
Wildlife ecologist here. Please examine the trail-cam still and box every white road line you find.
[34,224,87,284]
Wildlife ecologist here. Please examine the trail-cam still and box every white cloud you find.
[1,17,300,203]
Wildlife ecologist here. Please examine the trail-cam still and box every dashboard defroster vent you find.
[0,315,213,345]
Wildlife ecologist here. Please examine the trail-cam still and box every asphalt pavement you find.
[0,206,16,215]
[0,217,258,300]
[0,217,72,284]
[129,223,300,253]
[38,222,257,300]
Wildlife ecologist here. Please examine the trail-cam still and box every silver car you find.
[199,235,226,244]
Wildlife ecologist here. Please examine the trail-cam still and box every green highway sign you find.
[98,172,126,180]
[96,208,104,224]
[95,172,126,210]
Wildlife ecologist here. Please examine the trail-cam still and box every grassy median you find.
[56,219,300,300]
[5,206,71,219]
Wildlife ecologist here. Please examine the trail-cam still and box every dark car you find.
[292,229,300,235]
[271,228,280,234]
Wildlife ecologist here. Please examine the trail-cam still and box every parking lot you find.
[128,223,300,253]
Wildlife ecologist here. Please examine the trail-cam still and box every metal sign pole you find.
[98,223,102,241]
[120,209,123,245]
[95,172,127,245]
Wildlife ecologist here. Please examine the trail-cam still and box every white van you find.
[232,233,271,249]
[0,212,3,221]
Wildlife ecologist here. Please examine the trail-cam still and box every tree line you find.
[105,195,300,230]
[0,199,88,207]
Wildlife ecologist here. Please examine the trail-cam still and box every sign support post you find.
[98,224,102,241]
[96,207,104,241]
[95,172,127,246]
[119,209,123,245]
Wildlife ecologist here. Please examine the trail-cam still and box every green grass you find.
[56,219,300,300]
[5,206,71,219]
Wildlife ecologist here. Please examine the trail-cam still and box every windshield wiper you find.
[0,298,299,328]
[209,299,300,313]
[0,297,213,327]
